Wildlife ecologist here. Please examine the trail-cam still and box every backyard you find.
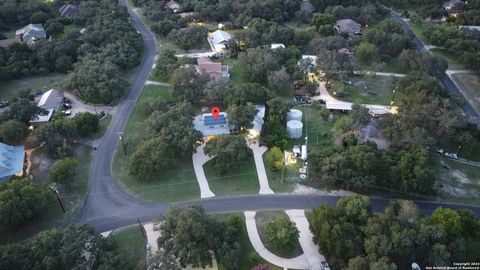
[330,75,399,105]
[0,73,67,100]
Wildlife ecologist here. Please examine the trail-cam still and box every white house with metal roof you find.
[0,142,24,180]
[37,89,64,111]
[208,30,232,52]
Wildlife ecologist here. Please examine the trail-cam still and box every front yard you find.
[330,75,399,105]
[451,73,480,115]
[112,84,201,202]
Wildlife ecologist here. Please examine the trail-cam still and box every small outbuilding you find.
[0,142,24,180]
[165,0,181,13]
[208,30,232,52]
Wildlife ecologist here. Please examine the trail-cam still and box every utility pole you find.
[118,132,127,156]
[390,86,398,107]
[50,183,65,214]
[137,218,147,241]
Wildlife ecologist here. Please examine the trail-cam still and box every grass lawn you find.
[0,73,67,100]
[434,156,480,205]
[0,144,93,244]
[255,211,303,259]
[330,76,399,105]
[451,73,480,115]
[409,21,430,44]
[205,156,260,196]
[430,48,464,68]
[110,227,147,270]
[112,85,201,202]
[92,114,112,140]
[227,60,248,88]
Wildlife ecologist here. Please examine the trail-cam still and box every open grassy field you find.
[330,75,399,105]
[110,227,147,270]
[435,156,480,205]
[0,73,67,100]
[112,85,201,202]
[451,73,480,115]
[409,21,430,43]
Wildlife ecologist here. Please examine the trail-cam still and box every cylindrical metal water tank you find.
[287,109,303,122]
[287,120,303,139]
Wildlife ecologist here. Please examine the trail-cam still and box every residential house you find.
[442,0,464,11]
[0,142,24,180]
[334,19,362,35]
[193,113,230,136]
[196,57,229,80]
[459,25,480,32]
[37,89,64,111]
[30,89,64,125]
[15,23,47,43]
[165,0,181,13]
[300,0,315,12]
[59,4,79,18]
[208,30,231,52]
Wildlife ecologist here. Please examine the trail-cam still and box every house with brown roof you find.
[196,57,229,80]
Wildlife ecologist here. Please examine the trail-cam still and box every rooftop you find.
[0,142,24,180]
[193,112,230,136]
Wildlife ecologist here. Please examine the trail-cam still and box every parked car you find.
[0,101,9,108]
[321,261,331,270]
[64,110,72,116]
[63,97,71,103]
[63,103,72,109]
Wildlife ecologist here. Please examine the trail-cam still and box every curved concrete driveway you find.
[244,211,309,269]
[192,145,216,198]
[248,141,274,195]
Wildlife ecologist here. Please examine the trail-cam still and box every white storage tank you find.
[287,109,303,122]
[287,120,303,139]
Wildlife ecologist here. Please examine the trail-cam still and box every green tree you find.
[268,67,291,94]
[153,49,180,81]
[355,42,378,63]
[49,157,78,184]
[0,120,27,144]
[237,48,279,83]
[129,137,174,177]
[224,83,270,106]
[265,147,284,171]
[172,66,209,102]
[0,224,134,270]
[158,206,241,269]
[204,135,251,174]
[168,26,208,50]
[227,103,257,131]
[204,78,230,101]
[73,112,99,137]
[265,217,299,254]
[0,178,50,229]
[147,249,181,270]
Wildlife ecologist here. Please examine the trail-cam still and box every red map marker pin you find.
[212,106,220,121]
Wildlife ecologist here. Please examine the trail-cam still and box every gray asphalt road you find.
[74,2,480,232]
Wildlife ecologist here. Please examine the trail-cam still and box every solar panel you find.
[204,115,227,126]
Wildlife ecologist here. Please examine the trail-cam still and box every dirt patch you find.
[450,170,472,184]
[292,183,354,196]
[440,183,477,197]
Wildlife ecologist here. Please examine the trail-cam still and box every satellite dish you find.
[412,263,421,270]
